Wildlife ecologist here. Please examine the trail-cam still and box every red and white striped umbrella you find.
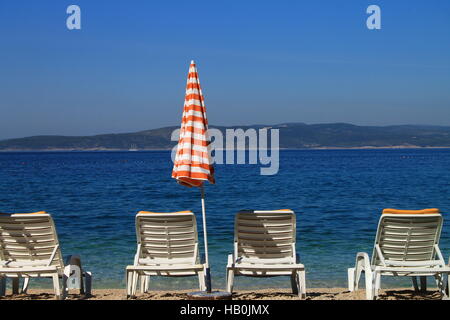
[172,60,215,187]
[172,60,214,292]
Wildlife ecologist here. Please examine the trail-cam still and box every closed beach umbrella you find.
[172,60,215,292]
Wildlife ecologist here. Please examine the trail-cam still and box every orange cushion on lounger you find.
[0,211,46,215]
[382,208,440,214]
[138,210,193,214]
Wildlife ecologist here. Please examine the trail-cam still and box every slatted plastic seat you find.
[348,208,450,299]
[0,211,91,299]
[226,209,306,298]
[126,211,206,298]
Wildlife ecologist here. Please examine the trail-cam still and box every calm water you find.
[1,149,450,290]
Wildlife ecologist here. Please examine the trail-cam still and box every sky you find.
[0,0,449,140]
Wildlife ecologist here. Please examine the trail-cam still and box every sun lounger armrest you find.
[133,244,141,266]
[356,252,370,261]
[434,245,446,265]
[227,254,235,268]
[355,252,373,275]
[47,245,59,266]
[375,245,386,266]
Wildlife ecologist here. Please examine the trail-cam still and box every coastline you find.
[1,146,450,152]
[0,288,442,300]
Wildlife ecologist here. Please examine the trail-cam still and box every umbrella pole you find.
[186,185,230,299]
[200,185,212,292]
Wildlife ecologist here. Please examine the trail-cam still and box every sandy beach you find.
[0,288,443,300]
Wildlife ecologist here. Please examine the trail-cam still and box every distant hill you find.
[1,123,450,151]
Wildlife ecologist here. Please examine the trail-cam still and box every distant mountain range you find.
[1,123,450,151]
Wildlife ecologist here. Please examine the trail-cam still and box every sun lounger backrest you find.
[235,210,296,263]
[373,213,443,265]
[0,212,64,268]
[136,212,199,265]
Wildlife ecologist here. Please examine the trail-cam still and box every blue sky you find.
[0,0,449,139]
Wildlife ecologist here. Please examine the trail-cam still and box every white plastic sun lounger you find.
[126,211,206,298]
[348,208,450,300]
[0,211,92,299]
[226,209,306,298]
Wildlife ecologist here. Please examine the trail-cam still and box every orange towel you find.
[0,211,46,215]
[382,208,440,214]
[138,210,192,214]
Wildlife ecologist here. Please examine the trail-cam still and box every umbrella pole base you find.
[187,291,232,300]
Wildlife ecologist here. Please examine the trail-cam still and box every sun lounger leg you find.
[62,273,69,299]
[353,256,365,291]
[22,277,30,294]
[128,271,135,297]
[0,276,5,296]
[52,273,62,300]
[413,276,428,293]
[374,272,381,297]
[447,276,449,297]
[353,252,373,299]
[434,273,448,299]
[348,268,355,291]
[226,268,234,293]
[126,270,133,298]
[354,258,365,291]
[443,274,449,299]
[444,274,449,299]
[445,276,450,297]
[83,271,92,296]
[144,275,149,293]
[433,274,440,293]
[412,276,419,291]
[139,275,146,294]
[137,274,149,294]
[226,254,235,293]
[290,272,299,295]
[197,270,205,291]
[420,276,427,292]
[356,269,363,292]
[129,271,137,298]
[299,270,306,299]
[131,271,139,297]
[447,258,450,296]
[366,271,376,300]
[12,277,19,295]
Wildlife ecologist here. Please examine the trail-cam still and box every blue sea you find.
[1,149,450,290]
